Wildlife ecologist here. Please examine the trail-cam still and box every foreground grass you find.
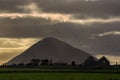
[0,68,119,80]
[0,72,120,80]
[0,68,120,73]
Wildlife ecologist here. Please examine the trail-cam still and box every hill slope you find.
[6,37,94,65]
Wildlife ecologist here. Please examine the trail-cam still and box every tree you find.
[97,56,110,68]
[84,56,97,68]
[31,59,40,66]
[49,59,53,65]
[17,62,24,67]
[41,59,49,65]
[71,61,76,65]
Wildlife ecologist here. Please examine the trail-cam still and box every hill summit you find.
[6,37,94,65]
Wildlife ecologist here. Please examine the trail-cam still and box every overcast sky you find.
[0,0,120,64]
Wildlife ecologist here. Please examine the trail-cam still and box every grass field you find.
[0,68,120,80]
[0,67,120,73]
[0,72,120,80]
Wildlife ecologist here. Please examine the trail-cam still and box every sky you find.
[0,0,120,65]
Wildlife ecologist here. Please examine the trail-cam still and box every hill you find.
[6,37,95,65]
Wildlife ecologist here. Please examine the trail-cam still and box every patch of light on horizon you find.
[0,38,40,65]
[96,55,120,65]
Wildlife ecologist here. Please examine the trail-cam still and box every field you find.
[0,68,120,80]
[0,72,120,80]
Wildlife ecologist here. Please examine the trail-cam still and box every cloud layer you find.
[0,0,120,64]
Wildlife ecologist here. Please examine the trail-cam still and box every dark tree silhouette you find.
[84,56,97,68]
[71,61,76,65]
[49,59,53,65]
[41,59,49,65]
[17,62,24,67]
[97,56,110,68]
[11,63,17,67]
[31,59,40,66]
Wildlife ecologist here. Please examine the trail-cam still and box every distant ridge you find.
[6,37,95,65]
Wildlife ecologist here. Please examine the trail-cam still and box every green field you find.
[0,72,120,80]
[0,67,120,73]
[0,68,120,80]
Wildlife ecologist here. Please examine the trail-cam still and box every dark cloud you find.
[0,0,120,57]
[33,0,120,18]
[0,17,90,38]
[0,0,30,13]
[0,17,120,56]
[0,0,120,18]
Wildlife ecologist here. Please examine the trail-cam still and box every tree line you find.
[1,56,120,69]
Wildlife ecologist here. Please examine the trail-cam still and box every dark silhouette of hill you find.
[6,37,95,65]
